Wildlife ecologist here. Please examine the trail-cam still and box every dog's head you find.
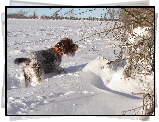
[55,38,78,56]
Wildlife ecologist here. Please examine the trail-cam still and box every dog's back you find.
[14,48,62,74]
[28,48,62,73]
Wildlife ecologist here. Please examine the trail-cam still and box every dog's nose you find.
[75,45,78,50]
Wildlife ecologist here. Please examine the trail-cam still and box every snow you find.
[7,19,154,116]
[128,26,152,45]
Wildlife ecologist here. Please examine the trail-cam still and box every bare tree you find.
[17,10,27,19]
[28,11,38,19]
[119,8,154,115]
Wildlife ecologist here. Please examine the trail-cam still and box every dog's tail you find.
[14,58,30,65]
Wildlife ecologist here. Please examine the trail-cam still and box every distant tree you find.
[33,11,38,19]
[107,8,114,20]
[104,8,120,21]
[40,15,51,20]
[28,11,38,19]
[66,9,75,20]
[52,13,59,20]
[17,10,27,19]
[7,10,28,19]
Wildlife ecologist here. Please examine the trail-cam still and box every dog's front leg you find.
[55,66,66,74]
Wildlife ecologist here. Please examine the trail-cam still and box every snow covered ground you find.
[7,19,154,116]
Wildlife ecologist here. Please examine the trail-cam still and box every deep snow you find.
[7,19,154,116]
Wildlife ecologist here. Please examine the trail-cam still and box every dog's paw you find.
[55,67,66,74]
[58,69,67,74]
[61,70,67,74]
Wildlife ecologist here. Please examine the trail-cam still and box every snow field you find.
[7,19,153,115]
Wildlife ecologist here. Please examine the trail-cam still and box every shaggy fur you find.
[14,38,78,87]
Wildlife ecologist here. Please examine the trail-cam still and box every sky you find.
[7,8,117,18]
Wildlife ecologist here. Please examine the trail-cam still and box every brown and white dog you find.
[14,38,78,87]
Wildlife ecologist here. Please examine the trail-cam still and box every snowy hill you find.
[7,19,153,115]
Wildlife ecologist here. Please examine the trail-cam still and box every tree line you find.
[7,10,38,19]
[7,9,120,21]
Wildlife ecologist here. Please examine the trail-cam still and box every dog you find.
[14,38,78,87]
